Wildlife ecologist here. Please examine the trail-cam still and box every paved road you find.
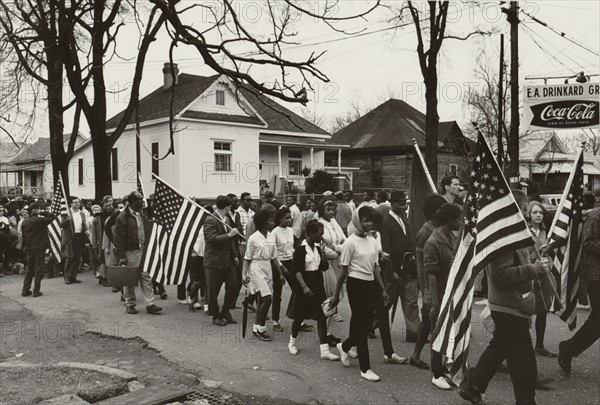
[1,271,598,404]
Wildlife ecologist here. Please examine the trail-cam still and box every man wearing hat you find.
[21,203,57,297]
[380,190,420,342]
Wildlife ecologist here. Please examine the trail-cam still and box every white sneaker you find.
[337,343,350,367]
[431,376,452,390]
[193,302,203,309]
[360,369,381,382]
[384,353,408,364]
[288,343,298,355]
[577,303,591,311]
[203,304,209,313]
[321,351,340,361]
[177,298,190,304]
[348,347,358,358]
[474,298,488,306]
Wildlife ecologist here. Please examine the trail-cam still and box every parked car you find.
[540,194,562,208]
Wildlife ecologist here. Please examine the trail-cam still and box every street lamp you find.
[576,72,588,83]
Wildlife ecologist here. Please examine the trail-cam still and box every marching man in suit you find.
[380,190,420,342]
[204,195,240,326]
[61,196,87,284]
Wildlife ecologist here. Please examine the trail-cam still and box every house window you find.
[288,150,303,176]
[111,148,119,181]
[30,172,37,187]
[372,157,382,188]
[216,90,225,106]
[214,141,232,171]
[151,142,159,177]
[450,163,457,176]
[78,158,84,185]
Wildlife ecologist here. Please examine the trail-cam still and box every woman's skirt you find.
[288,271,327,321]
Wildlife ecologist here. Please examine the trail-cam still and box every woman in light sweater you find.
[331,206,388,382]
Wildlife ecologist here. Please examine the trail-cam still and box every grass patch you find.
[0,366,129,404]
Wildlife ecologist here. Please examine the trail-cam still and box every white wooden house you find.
[67,63,345,199]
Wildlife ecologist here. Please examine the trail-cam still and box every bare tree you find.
[394,1,489,182]
[56,0,167,199]
[0,0,83,195]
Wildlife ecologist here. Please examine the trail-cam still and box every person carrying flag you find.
[459,190,550,405]
[21,203,56,297]
[114,191,162,315]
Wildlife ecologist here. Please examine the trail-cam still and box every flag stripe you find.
[432,133,534,384]
[142,179,205,285]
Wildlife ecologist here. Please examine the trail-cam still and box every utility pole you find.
[502,1,519,186]
[498,34,505,169]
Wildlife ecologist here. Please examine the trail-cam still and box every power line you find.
[522,24,591,72]
[520,9,599,57]
[521,24,573,75]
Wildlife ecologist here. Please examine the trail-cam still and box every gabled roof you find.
[0,141,28,164]
[10,138,51,163]
[520,131,569,162]
[330,99,469,151]
[105,73,329,136]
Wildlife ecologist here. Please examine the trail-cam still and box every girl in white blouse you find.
[271,207,295,332]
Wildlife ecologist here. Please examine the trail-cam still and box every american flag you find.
[47,175,69,262]
[546,147,584,330]
[142,178,205,285]
[432,133,534,383]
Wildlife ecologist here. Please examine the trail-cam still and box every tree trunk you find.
[424,67,439,187]
[46,45,69,196]
[89,124,113,200]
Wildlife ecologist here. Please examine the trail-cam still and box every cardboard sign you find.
[523,83,599,130]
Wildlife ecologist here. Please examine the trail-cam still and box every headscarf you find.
[352,206,370,237]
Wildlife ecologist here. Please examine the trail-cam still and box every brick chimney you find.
[162,62,179,90]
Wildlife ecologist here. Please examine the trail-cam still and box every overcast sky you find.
[2,1,599,142]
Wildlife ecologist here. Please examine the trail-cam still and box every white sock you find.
[258,325,266,332]
[289,336,297,344]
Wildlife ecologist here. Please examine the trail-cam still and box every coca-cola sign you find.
[529,100,599,128]
[524,83,600,130]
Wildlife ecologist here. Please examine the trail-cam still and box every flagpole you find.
[58,172,72,219]
[138,172,148,207]
[151,173,246,240]
[412,138,437,193]
[547,142,585,242]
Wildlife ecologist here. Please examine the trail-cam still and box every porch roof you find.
[259,134,349,149]
[529,162,600,175]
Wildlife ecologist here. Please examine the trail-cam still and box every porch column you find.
[337,148,342,173]
[310,147,314,171]
[278,145,283,178]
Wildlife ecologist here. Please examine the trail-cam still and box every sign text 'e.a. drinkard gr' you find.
[523,83,600,130]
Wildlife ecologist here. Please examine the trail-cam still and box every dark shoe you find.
[222,313,237,324]
[558,341,572,374]
[112,287,119,293]
[272,323,284,332]
[64,278,72,285]
[459,378,482,404]
[120,295,125,302]
[146,304,163,314]
[409,357,430,370]
[247,304,256,312]
[126,306,138,314]
[212,317,227,326]
[256,330,272,341]
[71,278,81,284]
[21,290,32,297]
[405,334,417,343]
[535,347,557,358]
[160,292,168,300]
[47,273,54,279]
[188,302,196,312]
[32,291,43,297]
[299,323,314,332]
[327,334,341,347]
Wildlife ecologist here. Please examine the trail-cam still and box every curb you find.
[0,361,137,382]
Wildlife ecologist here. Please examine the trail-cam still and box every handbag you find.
[107,265,141,288]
